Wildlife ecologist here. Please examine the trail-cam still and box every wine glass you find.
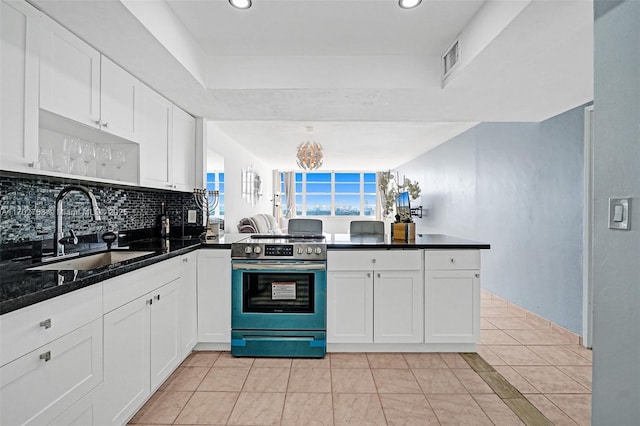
[51,149,69,173]
[80,141,96,176]
[67,138,82,174]
[112,149,126,180]
[38,146,53,171]
[97,146,112,178]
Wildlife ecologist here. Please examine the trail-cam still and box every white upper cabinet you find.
[100,56,141,143]
[39,14,101,128]
[171,105,196,191]
[139,84,172,189]
[1,0,40,172]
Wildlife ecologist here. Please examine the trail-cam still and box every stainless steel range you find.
[230,235,327,358]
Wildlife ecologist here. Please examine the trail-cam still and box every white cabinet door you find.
[100,55,140,142]
[197,250,231,343]
[327,270,374,343]
[1,0,40,172]
[39,14,100,127]
[139,84,172,189]
[179,252,198,357]
[171,105,196,191]
[0,318,103,426]
[101,294,150,426]
[424,269,480,343]
[374,270,423,343]
[149,279,181,391]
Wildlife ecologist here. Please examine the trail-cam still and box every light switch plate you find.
[608,197,631,230]
[187,210,197,224]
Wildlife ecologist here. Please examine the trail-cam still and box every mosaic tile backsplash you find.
[0,173,204,244]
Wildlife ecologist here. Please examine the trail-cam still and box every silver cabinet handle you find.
[39,318,52,329]
[39,351,51,362]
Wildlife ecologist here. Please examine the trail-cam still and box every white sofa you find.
[237,214,285,234]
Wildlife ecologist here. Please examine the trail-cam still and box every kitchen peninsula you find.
[0,232,488,426]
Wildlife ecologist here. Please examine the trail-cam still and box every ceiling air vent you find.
[442,40,459,77]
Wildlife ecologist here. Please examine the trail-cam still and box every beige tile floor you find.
[478,290,592,426]
[129,290,592,425]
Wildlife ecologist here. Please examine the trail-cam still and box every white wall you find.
[591,1,640,422]
[206,122,272,232]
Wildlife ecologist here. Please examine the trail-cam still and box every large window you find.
[206,172,224,220]
[281,172,376,217]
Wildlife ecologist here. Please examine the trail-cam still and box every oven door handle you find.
[232,262,326,271]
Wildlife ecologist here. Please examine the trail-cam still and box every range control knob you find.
[253,246,262,254]
[315,246,323,255]
[306,246,313,254]
[244,246,252,254]
[297,247,304,254]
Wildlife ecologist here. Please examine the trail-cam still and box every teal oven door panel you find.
[231,330,326,358]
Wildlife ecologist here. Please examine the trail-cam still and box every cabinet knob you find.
[183,258,189,263]
[39,318,52,329]
[475,273,480,278]
[377,273,381,278]
[155,294,161,301]
[367,273,371,278]
[94,120,101,127]
[372,258,376,264]
[450,258,456,263]
[102,122,109,129]
[39,351,51,362]
[147,298,153,305]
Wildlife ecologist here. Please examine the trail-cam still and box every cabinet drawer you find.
[103,257,181,313]
[0,318,103,426]
[328,250,421,271]
[424,250,480,270]
[0,284,102,367]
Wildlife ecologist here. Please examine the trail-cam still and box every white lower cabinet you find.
[327,250,423,344]
[374,270,424,343]
[327,270,374,343]
[0,318,103,426]
[197,250,231,343]
[424,250,480,343]
[179,252,198,357]
[100,278,181,425]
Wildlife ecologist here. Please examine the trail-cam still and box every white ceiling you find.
[31,0,594,171]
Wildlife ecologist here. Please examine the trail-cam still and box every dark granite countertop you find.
[1,233,487,316]
[326,233,490,250]
[0,235,241,316]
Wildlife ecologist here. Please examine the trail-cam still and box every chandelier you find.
[296,126,323,170]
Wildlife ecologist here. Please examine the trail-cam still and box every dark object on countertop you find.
[102,231,117,250]
[158,202,170,238]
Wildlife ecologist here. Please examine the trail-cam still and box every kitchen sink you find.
[28,251,155,271]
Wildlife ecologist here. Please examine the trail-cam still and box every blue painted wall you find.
[398,104,586,334]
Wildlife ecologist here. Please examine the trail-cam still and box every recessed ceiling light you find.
[399,0,422,9]
[229,0,251,10]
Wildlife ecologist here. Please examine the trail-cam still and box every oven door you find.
[231,260,326,331]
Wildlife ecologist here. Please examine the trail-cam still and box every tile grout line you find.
[461,352,553,426]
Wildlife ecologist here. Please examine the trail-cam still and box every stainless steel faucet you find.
[54,185,101,257]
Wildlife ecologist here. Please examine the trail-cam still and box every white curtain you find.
[376,171,385,221]
[284,171,296,219]
[272,170,282,221]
